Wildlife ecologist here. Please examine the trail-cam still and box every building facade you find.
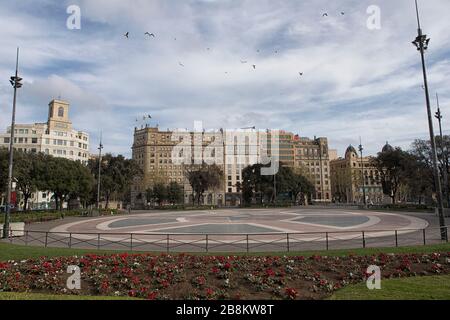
[131,126,332,207]
[131,126,226,208]
[330,145,385,204]
[0,99,90,209]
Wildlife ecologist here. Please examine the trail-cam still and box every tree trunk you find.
[23,194,29,212]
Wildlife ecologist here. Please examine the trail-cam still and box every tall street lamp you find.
[2,48,23,239]
[434,93,450,208]
[412,0,447,240]
[96,133,103,212]
[358,138,367,208]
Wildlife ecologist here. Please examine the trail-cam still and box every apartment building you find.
[131,126,332,207]
[0,99,90,209]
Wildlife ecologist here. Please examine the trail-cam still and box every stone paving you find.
[4,207,446,252]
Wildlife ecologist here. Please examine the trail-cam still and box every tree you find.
[372,147,410,204]
[152,183,168,206]
[41,156,79,210]
[0,149,9,196]
[185,164,223,205]
[88,154,142,209]
[68,161,95,209]
[288,171,315,205]
[13,151,47,211]
[242,164,313,205]
[167,182,183,205]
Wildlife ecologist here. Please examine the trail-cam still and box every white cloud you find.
[0,0,449,157]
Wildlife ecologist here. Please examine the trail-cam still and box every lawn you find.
[330,275,450,300]
[1,242,449,261]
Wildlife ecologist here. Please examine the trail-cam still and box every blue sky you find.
[0,0,450,158]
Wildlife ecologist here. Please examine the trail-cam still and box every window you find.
[32,138,38,144]
[58,107,64,117]
[4,137,9,144]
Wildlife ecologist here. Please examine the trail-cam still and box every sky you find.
[0,0,450,158]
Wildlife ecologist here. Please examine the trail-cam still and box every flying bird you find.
[322,13,328,17]
[299,72,303,76]
[145,32,155,37]
[240,60,248,64]
[252,65,256,70]
[124,32,129,38]
[179,62,185,67]
[341,12,345,15]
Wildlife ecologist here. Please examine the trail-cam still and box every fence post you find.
[130,234,133,251]
[423,229,426,246]
[97,234,100,250]
[25,230,29,246]
[69,233,72,249]
[362,231,366,249]
[286,234,290,253]
[246,235,249,253]
[44,232,48,248]
[395,230,398,247]
[166,234,170,253]
[326,232,329,251]
[205,235,209,253]
[9,228,12,244]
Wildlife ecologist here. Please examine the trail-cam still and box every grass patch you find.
[0,292,138,300]
[0,242,449,261]
[329,275,450,300]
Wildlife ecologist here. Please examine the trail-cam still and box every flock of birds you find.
[122,11,346,78]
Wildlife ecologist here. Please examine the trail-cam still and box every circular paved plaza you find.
[23,207,440,252]
[50,208,429,236]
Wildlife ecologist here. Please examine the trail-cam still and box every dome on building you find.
[382,142,394,153]
[345,145,358,157]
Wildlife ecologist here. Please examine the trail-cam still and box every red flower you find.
[147,291,158,300]
[211,267,219,274]
[285,288,298,300]
[100,280,109,291]
[265,268,276,277]
[205,288,214,297]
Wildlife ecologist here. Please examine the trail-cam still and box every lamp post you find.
[2,48,23,239]
[412,0,446,240]
[358,138,367,208]
[96,133,103,211]
[435,93,450,208]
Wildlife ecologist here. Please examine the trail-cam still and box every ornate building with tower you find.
[330,144,387,204]
[0,99,90,209]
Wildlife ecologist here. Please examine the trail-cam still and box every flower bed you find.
[0,252,449,300]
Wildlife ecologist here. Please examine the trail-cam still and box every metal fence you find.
[2,226,449,253]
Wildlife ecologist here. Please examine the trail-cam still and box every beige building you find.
[0,99,90,209]
[0,99,89,163]
[330,145,386,204]
[131,126,332,207]
[131,126,225,208]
